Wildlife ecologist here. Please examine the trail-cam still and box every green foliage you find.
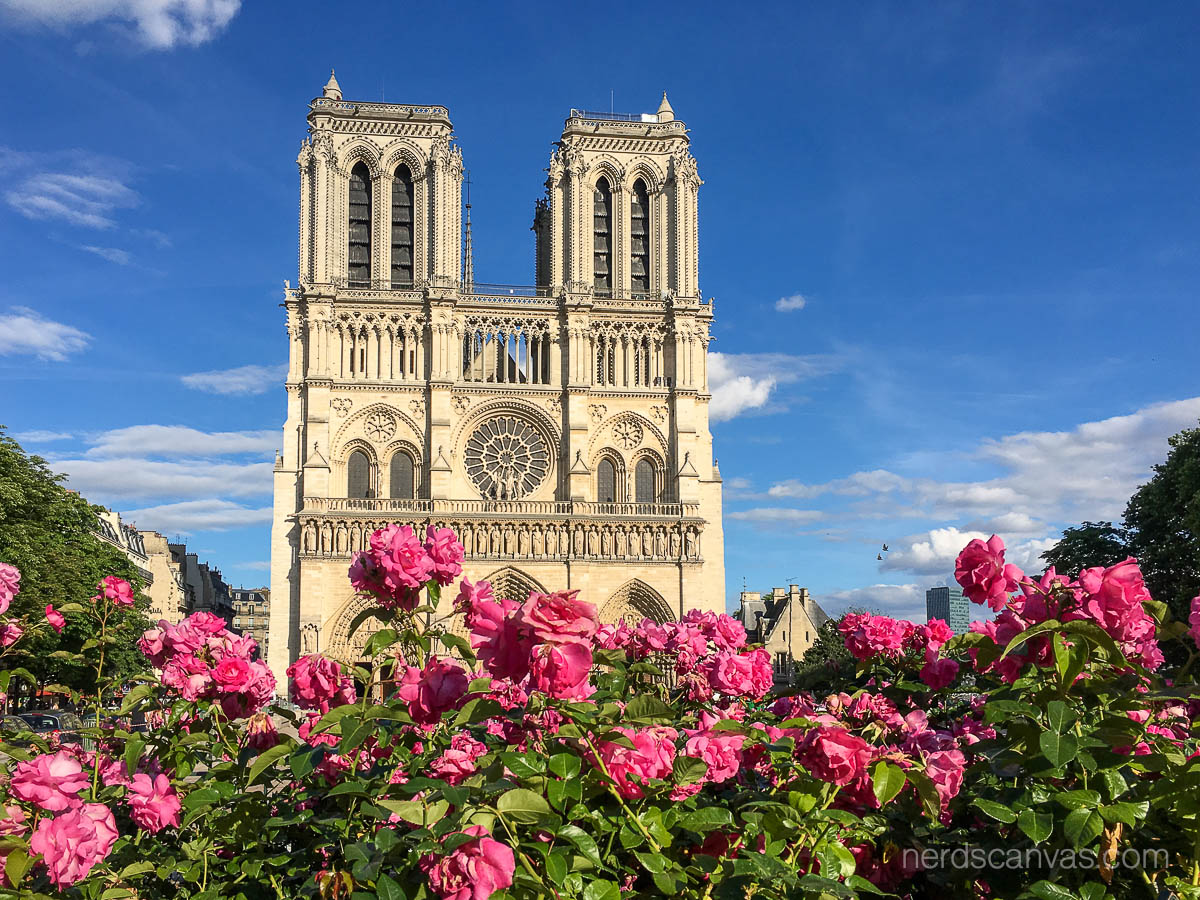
[0,426,152,696]
[792,616,856,692]
[1041,520,1130,574]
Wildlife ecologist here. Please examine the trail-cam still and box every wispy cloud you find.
[181,363,287,396]
[816,583,927,621]
[728,508,824,526]
[12,430,73,443]
[5,172,138,229]
[0,0,242,49]
[121,499,272,534]
[234,560,271,572]
[709,352,843,422]
[81,245,131,265]
[774,293,807,312]
[0,307,91,361]
[86,425,278,458]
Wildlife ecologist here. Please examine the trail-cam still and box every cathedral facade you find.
[267,73,724,684]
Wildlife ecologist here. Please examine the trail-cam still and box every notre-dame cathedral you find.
[267,72,725,683]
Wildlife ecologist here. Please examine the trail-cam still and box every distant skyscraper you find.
[926,585,970,634]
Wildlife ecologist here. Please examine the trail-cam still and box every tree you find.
[1041,521,1130,576]
[0,427,151,703]
[792,616,856,692]
[1125,425,1200,624]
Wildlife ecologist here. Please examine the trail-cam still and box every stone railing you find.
[296,499,705,564]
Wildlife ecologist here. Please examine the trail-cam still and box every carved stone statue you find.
[518,527,530,557]
[616,527,627,558]
[601,527,612,556]
[573,526,584,556]
[587,526,599,556]
[686,527,697,559]
[558,526,569,556]
[670,529,681,558]
[642,527,653,557]
[303,521,316,552]
[532,526,544,557]
[489,525,500,555]
[321,522,333,554]
[335,524,348,554]
[504,525,516,556]
[655,528,667,558]
[301,624,317,654]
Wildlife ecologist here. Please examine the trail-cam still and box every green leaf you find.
[124,734,145,778]
[376,873,406,900]
[1045,700,1074,733]
[582,880,621,900]
[905,769,943,820]
[1039,730,1079,768]
[1101,769,1128,801]
[548,753,581,780]
[453,697,504,727]
[624,694,674,723]
[376,798,450,827]
[247,742,293,787]
[117,683,153,716]
[557,824,602,867]
[678,806,733,832]
[1053,789,1101,810]
[1101,800,1149,826]
[1018,808,1054,844]
[871,761,906,806]
[496,788,551,824]
[673,755,708,786]
[1064,808,1104,848]
[4,848,29,888]
[545,851,568,885]
[1030,879,1078,900]
[119,862,156,879]
[427,581,441,606]
[972,799,1018,823]
[437,631,475,662]
[365,628,399,658]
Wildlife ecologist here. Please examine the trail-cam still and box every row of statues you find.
[300,518,701,561]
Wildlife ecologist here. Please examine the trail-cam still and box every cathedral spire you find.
[322,69,342,100]
[657,91,675,123]
[462,169,474,293]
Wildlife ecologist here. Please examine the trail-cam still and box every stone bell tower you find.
[268,77,724,688]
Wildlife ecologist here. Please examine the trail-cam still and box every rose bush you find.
[1,527,1200,898]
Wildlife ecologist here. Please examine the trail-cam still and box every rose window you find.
[364,412,396,443]
[464,416,549,500]
[613,418,643,450]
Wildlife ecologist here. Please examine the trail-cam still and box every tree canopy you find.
[0,427,151,700]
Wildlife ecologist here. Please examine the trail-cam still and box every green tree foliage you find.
[793,616,857,692]
[1041,520,1130,576]
[1125,425,1200,623]
[0,426,151,701]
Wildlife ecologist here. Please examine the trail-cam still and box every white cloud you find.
[5,172,138,229]
[774,293,807,312]
[85,425,278,458]
[233,560,271,572]
[12,430,73,443]
[817,583,927,621]
[880,526,1057,577]
[769,469,912,499]
[181,363,287,396]
[0,307,90,361]
[81,245,131,265]
[121,499,272,534]
[708,352,842,422]
[61,457,273,503]
[728,508,823,525]
[0,0,241,48]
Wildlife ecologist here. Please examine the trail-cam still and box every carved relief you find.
[589,404,607,423]
[613,418,643,450]
[364,412,396,442]
[650,405,668,423]
[452,395,471,414]
[332,397,353,417]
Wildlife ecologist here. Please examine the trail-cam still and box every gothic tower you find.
[268,76,724,685]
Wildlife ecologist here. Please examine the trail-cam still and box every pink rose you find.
[162,621,205,655]
[45,604,65,634]
[0,562,18,615]
[30,803,118,888]
[711,614,748,652]
[593,726,677,798]
[954,535,1023,611]
[919,653,960,690]
[0,619,23,648]
[455,576,494,613]
[10,750,89,811]
[840,613,915,660]
[467,595,533,682]
[212,656,253,693]
[518,590,598,646]
[186,611,228,634]
[528,642,594,700]
[397,657,469,726]
[431,734,488,785]
[127,772,181,832]
[925,748,966,809]
[161,654,212,702]
[683,730,744,783]
[0,805,27,837]
[420,825,515,900]
[1190,595,1200,648]
[703,650,772,698]
[93,575,135,607]
[288,654,356,713]
[798,726,871,786]
[246,712,280,750]
[424,527,465,586]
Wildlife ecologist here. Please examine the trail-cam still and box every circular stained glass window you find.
[464,416,549,500]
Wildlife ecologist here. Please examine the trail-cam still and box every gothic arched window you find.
[347,450,371,499]
[631,178,650,295]
[391,164,414,288]
[348,162,372,287]
[597,458,617,503]
[635,458,656,504]
[389,451,415,500]
[593,177,612,295]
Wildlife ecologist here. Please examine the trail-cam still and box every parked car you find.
[0,714,33,745]
[18,711,85,744]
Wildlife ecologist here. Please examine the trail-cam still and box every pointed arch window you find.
[389,450,415,499]
[593,177,612,296]
[347,450,372,499]
[631,178,650,295]
[348,162,372,287]
[391,164,414,288]
[635,459,656,504]
[597,458,617,503]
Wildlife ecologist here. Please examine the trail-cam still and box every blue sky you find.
[1,1,1198,620]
